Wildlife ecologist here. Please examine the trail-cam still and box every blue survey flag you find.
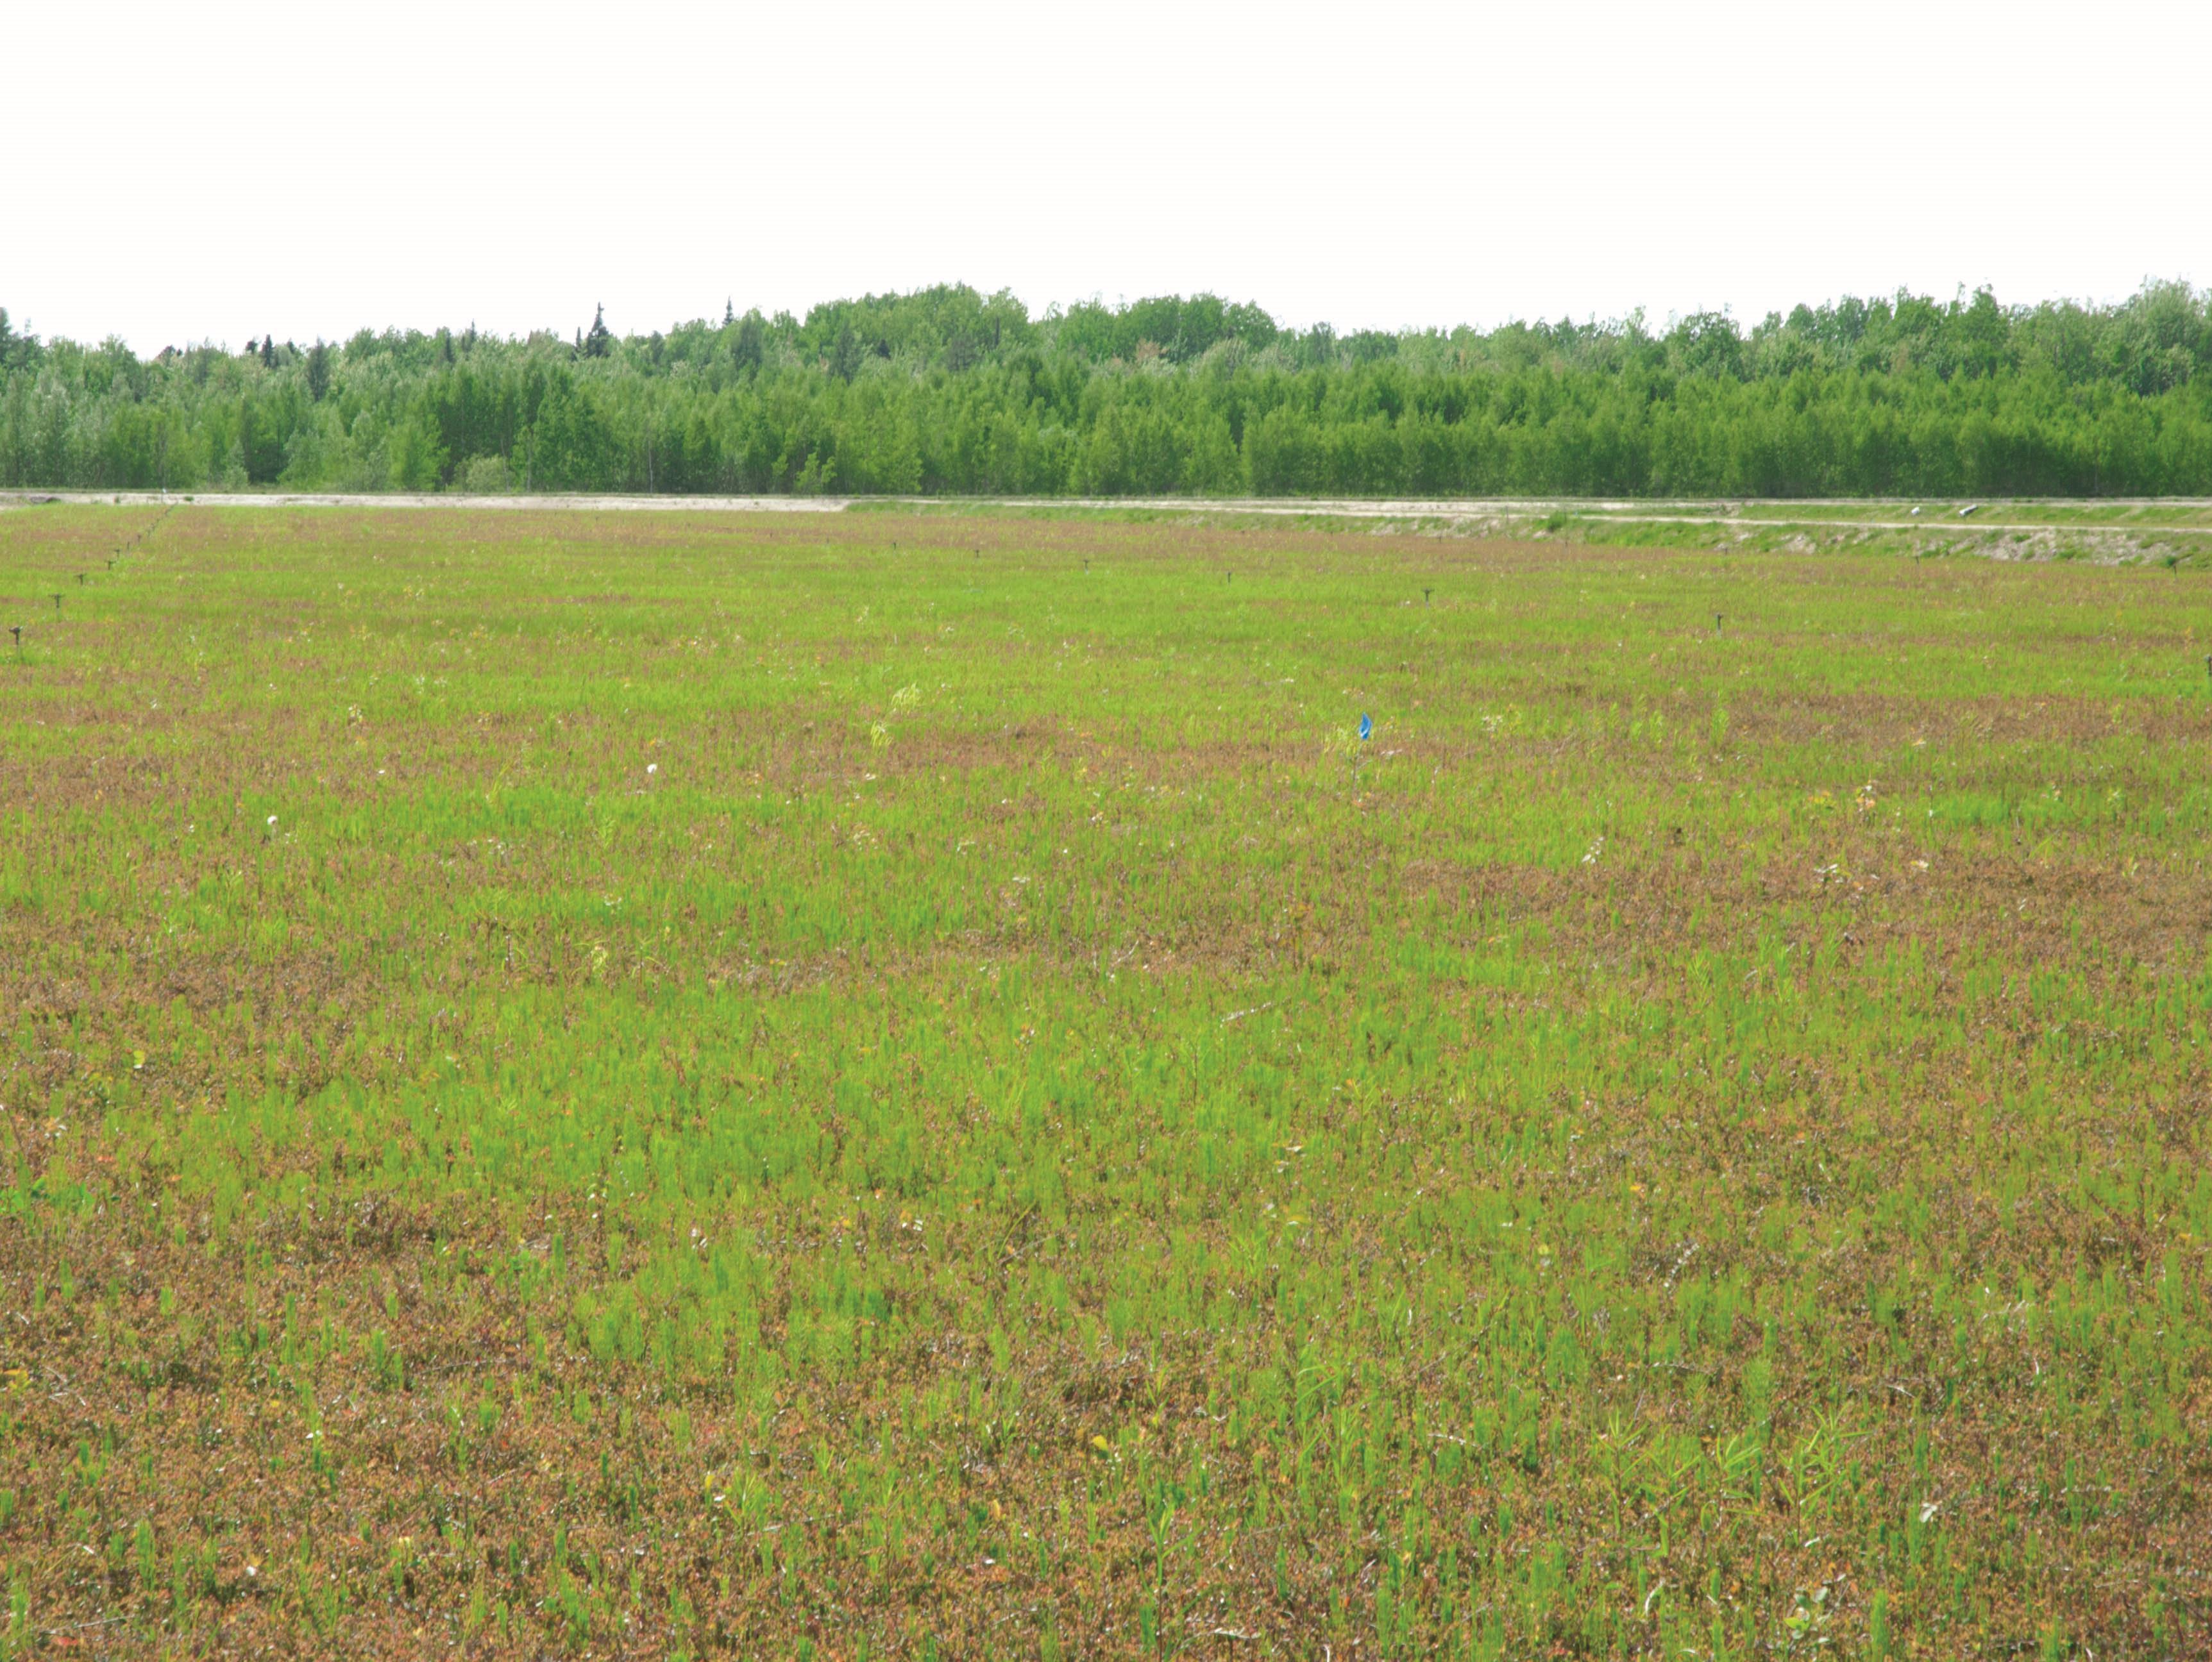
[1358,712,1372,741]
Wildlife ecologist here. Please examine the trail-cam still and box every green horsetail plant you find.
[0,500,2204,1658]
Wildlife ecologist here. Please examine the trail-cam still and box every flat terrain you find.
[11,491,2209,568]
[2,505,2209,1657]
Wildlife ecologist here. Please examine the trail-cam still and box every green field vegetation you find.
[2,503,2210,1658]
[4,278,2212,498]
[874,497,2212,571]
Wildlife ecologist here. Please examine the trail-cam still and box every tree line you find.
[3,281,2209,497]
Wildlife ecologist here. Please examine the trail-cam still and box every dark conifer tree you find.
[582,305,612,359]
[732,314,764,375]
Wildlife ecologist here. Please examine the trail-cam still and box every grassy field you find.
[874,497,2212,569]
[2,503,2209,1658]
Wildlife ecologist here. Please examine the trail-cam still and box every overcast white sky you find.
[6,0,2206,352]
